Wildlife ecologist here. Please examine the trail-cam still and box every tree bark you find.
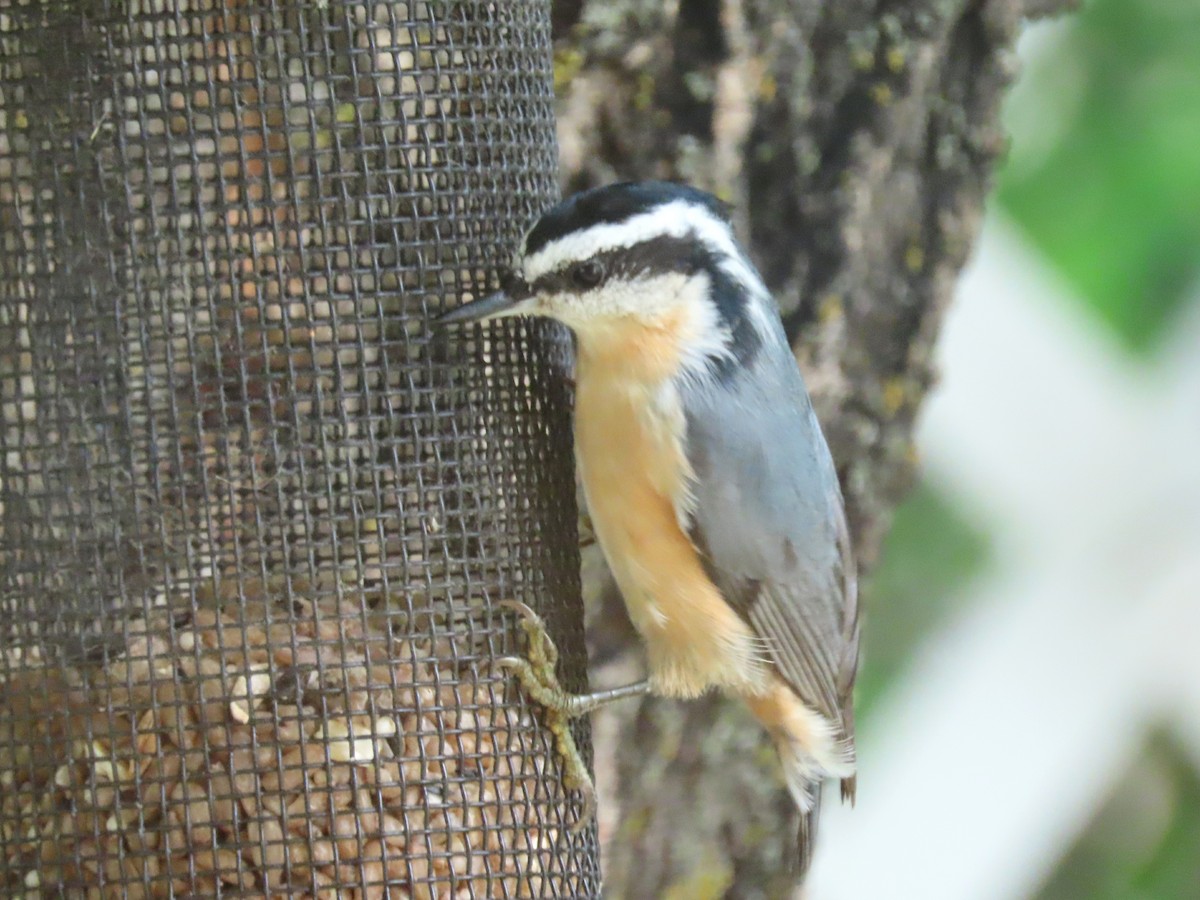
[552,0,1076,896]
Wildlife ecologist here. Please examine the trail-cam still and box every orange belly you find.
[573,356,766,698]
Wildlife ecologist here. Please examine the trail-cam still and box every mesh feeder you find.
[0,1,600,896]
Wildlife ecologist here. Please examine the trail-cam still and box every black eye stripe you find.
[520,228,764,374]
[534,235,710,293]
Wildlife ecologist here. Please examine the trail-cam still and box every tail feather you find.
[775,733,851,879]
[742,677,856,876]
[841,772,857,805]
[796,779,822,878]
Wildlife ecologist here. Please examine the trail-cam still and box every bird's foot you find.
[495,600,595,831]
[495,600,650,833]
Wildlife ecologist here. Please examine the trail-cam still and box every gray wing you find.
[682,345,859,742]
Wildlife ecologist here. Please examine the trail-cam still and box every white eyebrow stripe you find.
[522,200,768,298]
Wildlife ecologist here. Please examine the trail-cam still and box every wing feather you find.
[682,345,858,743]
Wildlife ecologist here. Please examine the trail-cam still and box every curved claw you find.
[497,598,540,621]
[569,785,597,835]
[498,598,559,670]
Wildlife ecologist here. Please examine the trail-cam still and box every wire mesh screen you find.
[0,0,600,896]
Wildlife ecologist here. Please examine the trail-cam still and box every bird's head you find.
[437,181,773,379]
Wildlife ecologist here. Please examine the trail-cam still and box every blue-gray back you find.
[680,320,858,740]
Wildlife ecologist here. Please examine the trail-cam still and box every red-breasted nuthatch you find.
[437,182,858,871]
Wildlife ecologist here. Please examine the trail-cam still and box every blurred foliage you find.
[1035,733,1200,900]
[868,2,1200,895]
[855,482,989,724]
[998,0,1200,354]
[1003,2,1200,894]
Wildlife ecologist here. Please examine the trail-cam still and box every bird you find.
[436,181,859,873]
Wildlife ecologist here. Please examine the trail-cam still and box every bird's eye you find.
[498,267,522,294]
[570,260,604,289]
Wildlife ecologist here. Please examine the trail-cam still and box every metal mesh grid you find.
[0,1,599,896]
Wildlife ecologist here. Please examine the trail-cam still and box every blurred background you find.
[810,1,1200,897]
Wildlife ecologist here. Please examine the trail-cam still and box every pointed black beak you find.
[435,275,533,326]
[434,289,516,325]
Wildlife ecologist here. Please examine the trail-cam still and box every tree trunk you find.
[552,0,1076,895]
